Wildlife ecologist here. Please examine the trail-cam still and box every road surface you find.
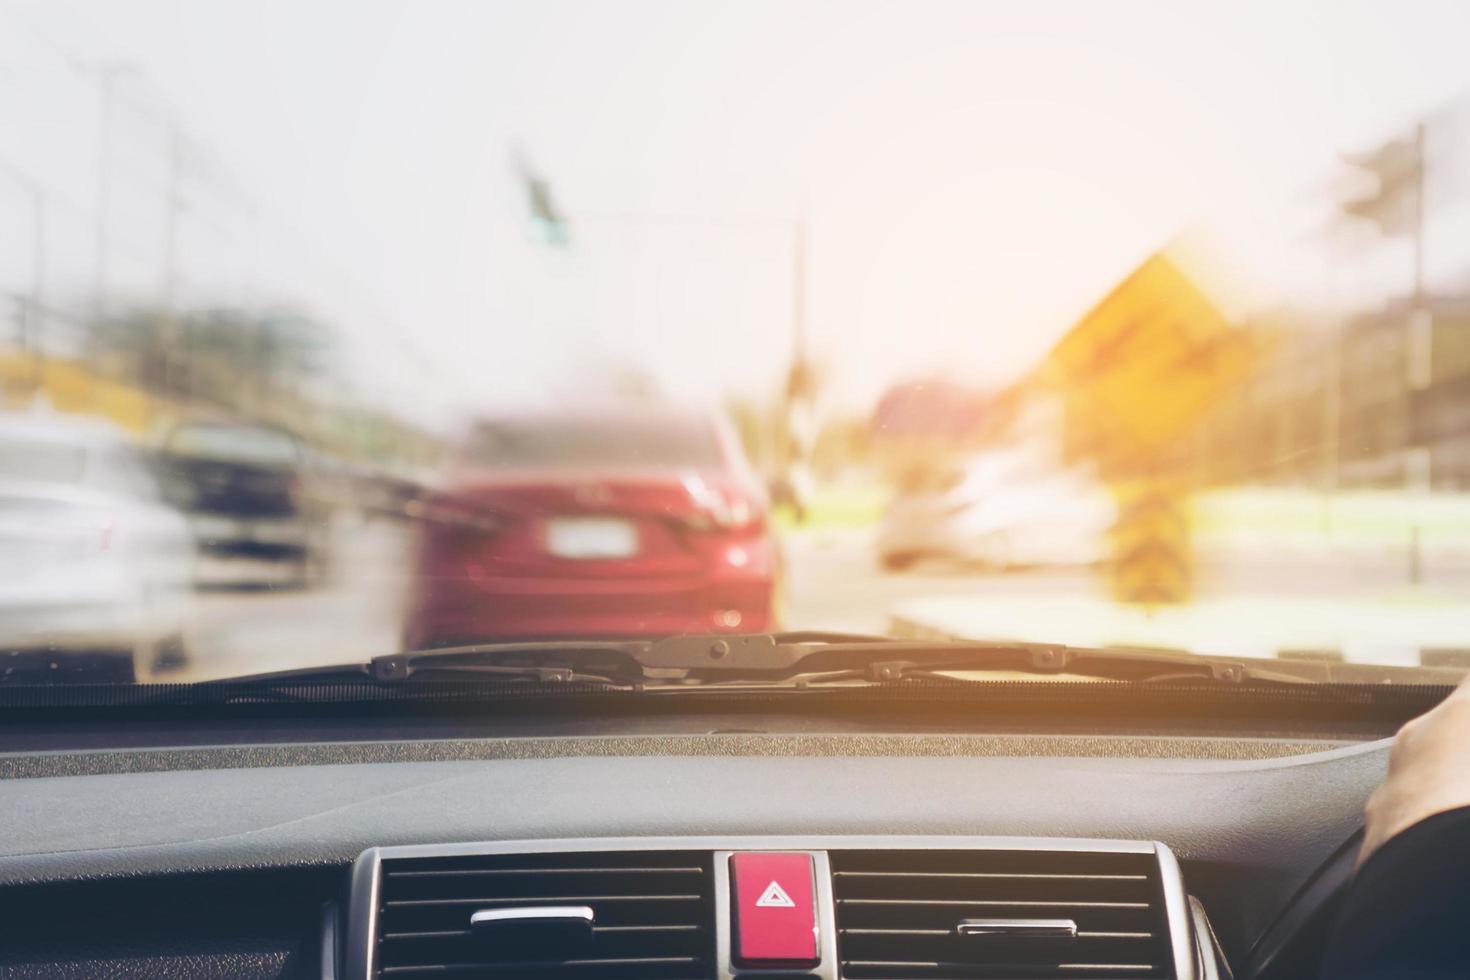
[176,513,415,681]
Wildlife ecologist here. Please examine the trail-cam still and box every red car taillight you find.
[676,478,764,535]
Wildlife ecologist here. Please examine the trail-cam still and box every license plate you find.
[545,517,638,559]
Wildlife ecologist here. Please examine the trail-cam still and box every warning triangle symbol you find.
[755,880,796,908]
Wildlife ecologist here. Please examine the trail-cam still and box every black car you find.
[157,422,328,587]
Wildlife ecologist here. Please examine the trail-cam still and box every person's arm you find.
[1321,805,1470,978]
[1320,675,1470,979]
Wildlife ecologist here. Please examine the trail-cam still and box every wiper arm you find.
[370,639,652,685]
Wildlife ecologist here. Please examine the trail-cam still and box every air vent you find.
[831,849,1174,979]
[373,850,715,978]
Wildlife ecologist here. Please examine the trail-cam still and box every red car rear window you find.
[463,418,723,470]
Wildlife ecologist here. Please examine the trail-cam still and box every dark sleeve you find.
[1320,805,1470,980]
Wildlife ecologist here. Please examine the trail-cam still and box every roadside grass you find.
[769,482,1470,552]
[1193,488,1470,549]
[772,485,889,532]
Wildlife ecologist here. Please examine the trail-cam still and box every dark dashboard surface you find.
[0,729,1388,978]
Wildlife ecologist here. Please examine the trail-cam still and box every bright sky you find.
[7,0,1470,424]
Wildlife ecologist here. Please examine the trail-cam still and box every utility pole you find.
[160,122,187,395]
[782,214,814,523]
[87,63,137,369]
[0,160,47,389]
[26,184,44,390]
[1323,325,1341,495]
[161,124,184,313]
[791,216,807,372]
[1407,121,1430,584]
[1412,121,1426,306]
[1340,121,1433,582]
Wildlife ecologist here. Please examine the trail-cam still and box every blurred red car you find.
[402,408,780,646]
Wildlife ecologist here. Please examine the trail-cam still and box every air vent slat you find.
[840,899,1152,908]
[836,872,1150,881]
[388,866,706,879]
[845,929,1156,940]
[373,851,714,979]
[383,924,706,940]
[832,850,1174,980]
[385,894,704,907]
[380,954,704,973]
[843,962,1158,978]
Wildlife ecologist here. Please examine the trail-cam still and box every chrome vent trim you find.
[345,837,1194,980]
[364,849,715,979]
[830,846,1183,980]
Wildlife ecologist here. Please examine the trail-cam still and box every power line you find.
[0,2,463,419]
[0,10,422,364]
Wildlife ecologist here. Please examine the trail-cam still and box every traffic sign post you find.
[1043,247,1258,606]
[1108,477,1192,606]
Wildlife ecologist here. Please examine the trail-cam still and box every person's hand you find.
[1361,672,1470,864]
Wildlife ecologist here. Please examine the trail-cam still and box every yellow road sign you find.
[1046,250,1257,453]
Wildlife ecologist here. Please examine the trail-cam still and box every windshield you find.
[462,417,724,471]
[2,0,1469,689]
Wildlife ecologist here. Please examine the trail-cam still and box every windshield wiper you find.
[219,632,1321,690]
[592,633,1306,686]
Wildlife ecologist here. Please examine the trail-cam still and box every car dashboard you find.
[0,711,1395,980]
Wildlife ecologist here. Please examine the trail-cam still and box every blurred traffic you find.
[157,421,328,586]
[0,412,190,681]
[4,3,1470,682]
[878,445,1113,572]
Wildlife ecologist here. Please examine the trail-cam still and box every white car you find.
[0,414,195,682]
[878,447,1116,571]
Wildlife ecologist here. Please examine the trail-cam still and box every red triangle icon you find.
[755,880,795,907]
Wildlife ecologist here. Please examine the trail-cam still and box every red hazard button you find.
[730,852,819,966]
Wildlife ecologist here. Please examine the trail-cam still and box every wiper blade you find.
[193,640,654,690]
[207,631,1401,692]
[631,633,1300,685]
[371,633,1304,687]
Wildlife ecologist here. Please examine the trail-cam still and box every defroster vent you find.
[372,850,715,979]
[831,848,1175,979]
